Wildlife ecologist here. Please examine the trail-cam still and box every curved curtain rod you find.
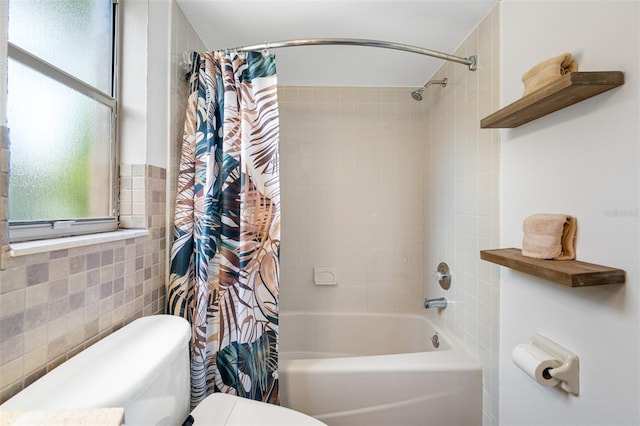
[221,38,477,71]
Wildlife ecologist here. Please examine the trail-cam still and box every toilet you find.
[1,315,325,425]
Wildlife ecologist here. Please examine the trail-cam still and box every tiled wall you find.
[120,165,166,230]
[278,11,501,420]
[278,86,426,312]
[0,165,166,403]
[277,16,501,421]
[423,6,501,426]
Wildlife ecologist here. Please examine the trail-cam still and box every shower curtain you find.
[168,51,280,408]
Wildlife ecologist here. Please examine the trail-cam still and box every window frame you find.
[7,0,121,243]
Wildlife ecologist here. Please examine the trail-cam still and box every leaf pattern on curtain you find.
[168,50,280,408]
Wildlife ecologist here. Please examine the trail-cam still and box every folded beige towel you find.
[522,53,578,96]
[522,214,577,260]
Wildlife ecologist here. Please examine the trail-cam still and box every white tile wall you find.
[423,6,501,426]
[278,87,426,313]
[278,7,500,424]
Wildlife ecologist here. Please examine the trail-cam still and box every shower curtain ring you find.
[262,42,270,58]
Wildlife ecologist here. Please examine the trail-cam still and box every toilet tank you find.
[1,315,191,426]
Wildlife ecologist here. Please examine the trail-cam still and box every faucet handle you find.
[434,271,449,280]
[433,262,451,290]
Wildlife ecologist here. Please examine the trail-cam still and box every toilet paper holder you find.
[527,334,580,396]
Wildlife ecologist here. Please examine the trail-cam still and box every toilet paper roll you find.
[512,343,561,387]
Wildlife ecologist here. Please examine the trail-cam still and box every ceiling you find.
[175,1,498,87]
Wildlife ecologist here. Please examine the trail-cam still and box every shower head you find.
[411,89,424,101]
[410,77,448,101]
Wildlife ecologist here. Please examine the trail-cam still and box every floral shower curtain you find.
[168,50,280,408]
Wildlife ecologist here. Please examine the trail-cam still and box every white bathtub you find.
[279,311,482,426]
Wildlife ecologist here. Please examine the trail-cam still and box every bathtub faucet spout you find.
[424,297,447,310]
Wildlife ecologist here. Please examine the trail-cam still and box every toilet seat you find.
[190,393,326,426]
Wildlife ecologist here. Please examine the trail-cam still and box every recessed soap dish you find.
[314,267,338,285]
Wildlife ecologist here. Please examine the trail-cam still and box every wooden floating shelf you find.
[480,248,625,287]
[481,71,624,128]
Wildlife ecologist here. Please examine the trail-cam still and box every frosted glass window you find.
[7,0,118,242]
[8,59,112,221]
[8,0,114,94]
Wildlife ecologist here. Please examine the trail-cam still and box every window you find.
[7,0,119,242]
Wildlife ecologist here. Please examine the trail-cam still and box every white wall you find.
[147,0,171,168]
[500,1,640,425]
[423,6,501,425]
[120,0,172,169]
[119,0,148,166]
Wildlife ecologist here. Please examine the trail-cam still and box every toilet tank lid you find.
[1,315,191,411]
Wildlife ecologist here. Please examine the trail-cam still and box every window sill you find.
[9,229,149,257]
